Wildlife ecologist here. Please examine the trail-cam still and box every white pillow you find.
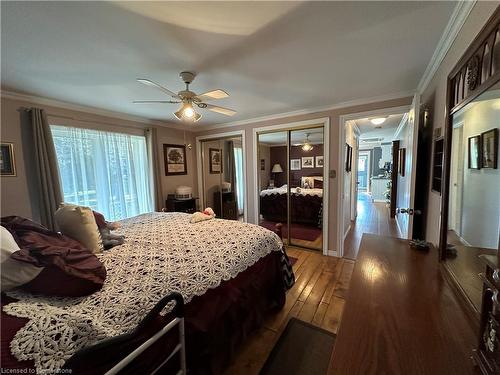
[1,226,43,291]
[55,203,103,254]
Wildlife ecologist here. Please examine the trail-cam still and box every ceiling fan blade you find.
[136,78,180,99]
[196,89,229,101]
[133,100,180,104]
[205,104,236,116]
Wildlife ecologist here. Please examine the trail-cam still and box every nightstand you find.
[165,195,197,213]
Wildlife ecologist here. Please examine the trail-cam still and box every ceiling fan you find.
[134,71,236,122]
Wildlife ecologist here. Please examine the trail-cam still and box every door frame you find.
[196,130,247,222]
[338,105,410,257]
[252,117,331,256]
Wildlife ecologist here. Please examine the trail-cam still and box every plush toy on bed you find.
[92,211,125,249]
[190,207,216,223]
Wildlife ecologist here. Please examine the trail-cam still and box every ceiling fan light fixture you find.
[370,117,387,125]
[302,133,314,152]
[174,102,201,122]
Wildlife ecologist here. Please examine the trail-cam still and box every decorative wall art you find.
[481,128,498,169]
[0,143,16,176]
[468,135,481,169]
[164,144,187,175]
[209,148,223,174]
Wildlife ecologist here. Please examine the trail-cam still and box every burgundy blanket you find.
[1,251,286,374]
[260,193,323,226]
[1,216,106,296]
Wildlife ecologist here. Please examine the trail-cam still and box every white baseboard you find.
[327,250,338,257]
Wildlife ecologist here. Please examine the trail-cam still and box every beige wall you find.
[0,96,198,220]
[193,96,411,253]
[421,2,498,246]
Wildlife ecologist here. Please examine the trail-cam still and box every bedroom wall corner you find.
[420,1,498,247]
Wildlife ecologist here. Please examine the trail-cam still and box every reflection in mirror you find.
[201,136,244,221]
[257,127,324,251]
[446,83,500,311]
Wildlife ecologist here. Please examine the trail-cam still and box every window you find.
[51,125,153,221]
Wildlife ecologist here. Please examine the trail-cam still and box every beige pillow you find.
[55,203,103,253]
[1,226,43,291]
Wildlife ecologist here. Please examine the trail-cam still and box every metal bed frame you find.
[64,292,186,375]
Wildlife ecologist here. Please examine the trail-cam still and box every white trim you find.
[252,117,331,256]
[338,104,410,258]
[327,250,337,257]
[393,112,409,140]
[343,224,351,240]
[1,89,183,130]
[416,1,476,94]
[195,130,248,223]
[196,90,414,132]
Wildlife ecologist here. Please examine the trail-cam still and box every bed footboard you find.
[63,293,186,375]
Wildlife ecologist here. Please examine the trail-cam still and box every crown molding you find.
[194,90,415,132]
[0,90,183,130]
[416,0,476,94]
[393,112,409,140]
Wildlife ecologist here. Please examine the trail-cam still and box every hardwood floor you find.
[223,247,355,375]
[343,192,401,260]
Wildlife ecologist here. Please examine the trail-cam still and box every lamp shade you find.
[271,163,283,173]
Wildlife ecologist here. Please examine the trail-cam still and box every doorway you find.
[339,106,410,259]
[357,151,370,192]
[255,120,329,253]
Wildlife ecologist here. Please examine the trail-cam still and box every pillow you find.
[1,226,42,291]
[301,177,315,189]
[314,178,324,189]
[1,216,107,296]
[55,203,103,253]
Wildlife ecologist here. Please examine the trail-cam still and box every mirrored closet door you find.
[257,126,324,251]
[200,135,244,221]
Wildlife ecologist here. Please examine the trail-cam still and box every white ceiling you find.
[352,113,405,147]
[1,1,457,127]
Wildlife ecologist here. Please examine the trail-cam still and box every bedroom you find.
[1,2,500,375]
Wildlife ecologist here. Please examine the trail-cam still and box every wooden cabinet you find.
[165,195,197,213]
[213,191,238,220]
[474,255,500,374]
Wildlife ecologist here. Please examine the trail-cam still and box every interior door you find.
[396,94,420,239]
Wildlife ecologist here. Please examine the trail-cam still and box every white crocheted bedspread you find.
[260,187,323,197]
[4,212,283,373]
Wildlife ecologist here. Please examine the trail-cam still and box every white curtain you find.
[51,125,153,221]
[233,146,244,215]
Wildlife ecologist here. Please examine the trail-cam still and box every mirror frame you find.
[439,7,500,263]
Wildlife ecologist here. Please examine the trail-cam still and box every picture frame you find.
[481,128,498,169]
[315,155,324,168]
[209,148,223,174]
[301,156,314,168]
[290,159,301,171]
[0,143,16,176]
[260,159,265,171]
[164,144,187,176]
[345,144,352,172]
[398,148,406,176]
[468,135,481,169]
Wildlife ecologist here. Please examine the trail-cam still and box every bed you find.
[260,183,323,226]
[1,212,294,374]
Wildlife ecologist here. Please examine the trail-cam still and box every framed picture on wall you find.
[468,135,481,169]
[164,144,187,176]
[302,156,314,168]
[398,148,406,176]
[345,144,352,172]
[481,128,498,169]
[209,148,223,174]
[315,155,324,168]
[260,159,265,171]
[291,159,301,170]
[0,143,16,176]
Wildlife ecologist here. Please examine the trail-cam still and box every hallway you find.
[343,192,401,260]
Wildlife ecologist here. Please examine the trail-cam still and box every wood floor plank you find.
[297,270,333,322]
[322,296,346,334]
[333,260,355,299]
[312,301,329,326]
